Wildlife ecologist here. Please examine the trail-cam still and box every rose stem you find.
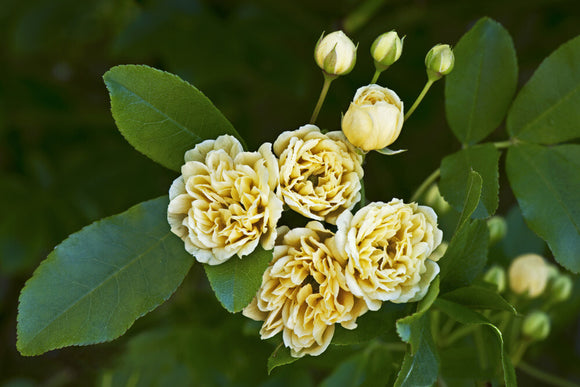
[370,69,382,84]
[310,73,335,124]
[404,79,435,121]
[410,168,440,203]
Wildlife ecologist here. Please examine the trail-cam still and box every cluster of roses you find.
[167,30,451,357]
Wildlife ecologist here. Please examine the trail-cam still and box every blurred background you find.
[1,0,579,385]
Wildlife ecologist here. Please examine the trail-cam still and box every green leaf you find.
[396,276,440,346]
[203,246,272,313]
[456,170,483,231]
[103,65,243,171]
[267,344,298,374]
[507,35,580,144]
[435,299,517,386]
[439,144,500,218]
[441,286,516,314]
[439,219,489,292]
[506,143,580,272]
[445,17,518,145]
[394,315,438,387]
[17,196,194,356]
[394,278,440,386]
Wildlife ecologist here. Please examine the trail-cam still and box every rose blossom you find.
[167,135,283,265]
[335,199,443,310]
[273,124,363,224]
[243,222,368,357]
[341,84,404,152]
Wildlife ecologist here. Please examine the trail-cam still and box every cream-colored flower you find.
[508,254,550,298]
[341,84,405,152]
[167,135,283,265]
[335,199,443,310]
[243,222,368,357]
[273,124,363,225]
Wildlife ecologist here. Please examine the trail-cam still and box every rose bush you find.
[167,135,283,265]
[341,84,405,151]
[273,124,363,224]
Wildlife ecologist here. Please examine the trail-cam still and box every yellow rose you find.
[508,254,549,297]
[273,124,364,224]
[314,30,357,76]
[167,135,283,265]
[341,84,404,151]
[335,199,443,310]
[243,222,368,357]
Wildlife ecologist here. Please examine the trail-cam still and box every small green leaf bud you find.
[371,31,403,71]
[522,311,551,341]
[425,44,455,81]
[487,216,507,246]
[315,31,357,76]
[424,184,451,214]
[550,274,573,303]
[483,265,506,293]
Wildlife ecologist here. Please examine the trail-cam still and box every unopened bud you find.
[487,216,507,246]
[508,254,550,298]
[522,311,551,341]
[550,275,573,303]
[483,265,506,293]
[315,31,357,76]
[424,184,451,214]
[371,31,403,71]
[425,44,454,81]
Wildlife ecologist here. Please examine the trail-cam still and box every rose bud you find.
[483,265,507,293]
[425,44,455,81]
[508,254,550,298]
[522,311,551,341]
[314,31,357,76]
[371,31,403,71]
[549,274,573,303]
[487,216,507,246]
[341,84,404,152]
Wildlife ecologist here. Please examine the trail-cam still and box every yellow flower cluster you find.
[167,31,447,356]
[244,200,442,356]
